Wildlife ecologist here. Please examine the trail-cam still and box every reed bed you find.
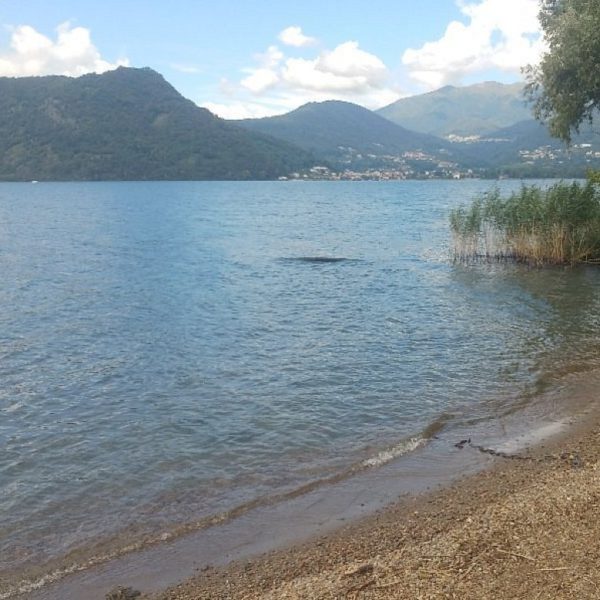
[450,181,600,265]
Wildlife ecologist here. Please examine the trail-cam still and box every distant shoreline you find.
[0,175,589,183]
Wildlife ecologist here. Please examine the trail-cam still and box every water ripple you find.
[1,180,599,593]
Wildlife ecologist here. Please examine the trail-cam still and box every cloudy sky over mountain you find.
[0,0,545,118]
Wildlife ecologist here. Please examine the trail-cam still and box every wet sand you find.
[155,405,600,600]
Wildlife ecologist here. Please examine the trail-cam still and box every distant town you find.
[282,163,475,181]
[281,141,600,181]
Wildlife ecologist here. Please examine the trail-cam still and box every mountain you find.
[463,119,563,165]
[0,67,316,181]
[457,119,600,177]
[3,69,597,182]
[378,82,531,138]
[235,100,464,172]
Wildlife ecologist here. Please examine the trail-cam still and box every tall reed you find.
[450,181,600,265]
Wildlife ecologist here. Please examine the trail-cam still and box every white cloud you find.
[241,67,280,93]
[240,45,284,93]
[201,27,401,119]
[0,22,128,77]
[402,0,544,89]
[256,45,284,68]
[282,42,386,94]
[278,26,317,48]
[201,32,401,119]
[316,41,386,82]
[203,100,283,120]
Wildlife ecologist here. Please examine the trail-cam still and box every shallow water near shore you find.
[2,180,600,598]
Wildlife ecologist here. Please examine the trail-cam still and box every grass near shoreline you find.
[450,179,600,265]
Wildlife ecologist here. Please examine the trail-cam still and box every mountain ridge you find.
[1,69,598,181]
[0,67,316,181]
[377,81,531,137]
[235,99,462,172]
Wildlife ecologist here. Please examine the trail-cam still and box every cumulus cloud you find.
[402,0,544,89]
[256,45,284,68]
[321,42,385,78]
[209,37,399,118]
[241,67,280,93]
[278,26,317,48]
[0,22,128,77]
[282,43,386,93]
[240,45,284,93]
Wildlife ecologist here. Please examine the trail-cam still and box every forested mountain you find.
[0,67,316,181]
[235,100,461,170]
[2,67,598,182]
[377,82,530,137]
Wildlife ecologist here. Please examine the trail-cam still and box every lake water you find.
[2,180,600,598]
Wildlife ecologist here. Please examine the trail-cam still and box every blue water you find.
[2,180,600,594]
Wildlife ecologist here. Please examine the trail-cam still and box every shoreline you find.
[20,369,600,600]
[156,397,600,599]
[17,372,600,599]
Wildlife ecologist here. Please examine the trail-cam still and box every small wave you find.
[362,437,426,468]
[361,414,451,469]
[2,402,23,414]
[4,415,451,599]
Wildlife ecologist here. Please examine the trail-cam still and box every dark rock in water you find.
[105,587,141,600]
[284,256,350,263]
[300,256,347,262]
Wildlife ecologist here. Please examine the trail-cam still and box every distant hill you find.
[464,120,562,165]
[458,119,600,177]
[0,67,315,181]
[235,98,600,177]
[3,69,598,182]
[378,82,531,137]
[235,100,461,169]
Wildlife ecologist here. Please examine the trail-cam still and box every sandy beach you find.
[152,405,600,600]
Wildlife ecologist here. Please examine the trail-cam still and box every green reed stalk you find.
[450,180,600,265]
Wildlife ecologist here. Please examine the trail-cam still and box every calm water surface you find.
[1,180,599,595]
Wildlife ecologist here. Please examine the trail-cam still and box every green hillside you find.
[378,82,531,137]
[0,67,315,181]
[460,119,600,177]
[235,100,460,169]
[3,68,597,182]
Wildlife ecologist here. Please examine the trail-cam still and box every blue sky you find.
[0,0,544,118]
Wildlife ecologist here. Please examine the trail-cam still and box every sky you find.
[0,0,545,119]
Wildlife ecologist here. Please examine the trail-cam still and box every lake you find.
[2,180,600,598]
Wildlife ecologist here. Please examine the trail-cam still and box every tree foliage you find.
[526,0,600,143]
[0,67,316,181]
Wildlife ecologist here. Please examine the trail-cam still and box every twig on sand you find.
[343,563,374,578]
[495,547,537,562]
